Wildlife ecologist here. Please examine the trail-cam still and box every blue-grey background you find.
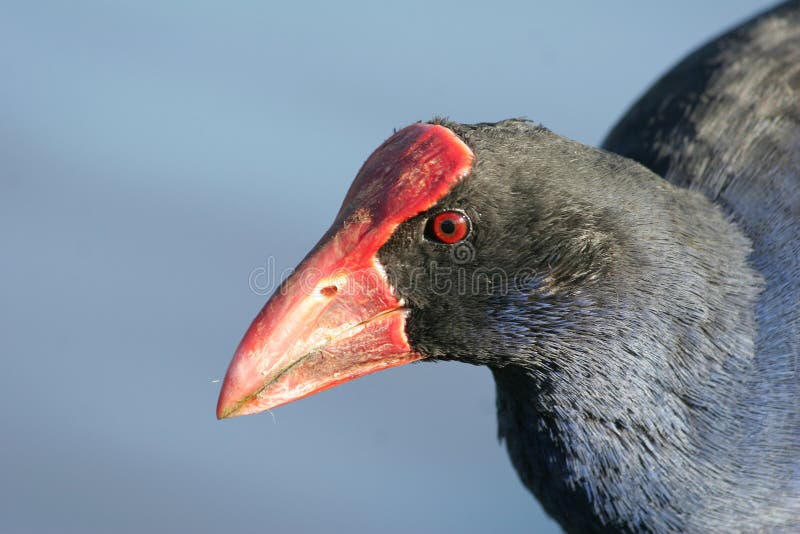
[1,2,775,532]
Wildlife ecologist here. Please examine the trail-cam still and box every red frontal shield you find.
[217,123,473,418]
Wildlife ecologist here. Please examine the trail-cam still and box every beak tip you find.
[216,346,266,420]
[216,398,231,420]
[216,377,242,420]
[216,397,263,420]
[216,399,243,420]
[216,376,265,420]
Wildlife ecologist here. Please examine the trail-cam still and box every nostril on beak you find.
[320,285,338,298]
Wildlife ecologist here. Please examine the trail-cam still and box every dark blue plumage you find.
[603,1,800,529]
[378,2,799,531]
[601,2,800,528]
[221,2,799,531]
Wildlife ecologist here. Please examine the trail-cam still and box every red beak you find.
[217,123,474,419]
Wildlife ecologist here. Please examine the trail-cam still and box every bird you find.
[217,2,799,532]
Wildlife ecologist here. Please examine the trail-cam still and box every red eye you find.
[427,211,470,244]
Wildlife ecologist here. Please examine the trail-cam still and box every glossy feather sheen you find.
[378,3,798,532]
[217,2,799,531]
[602,2,800,529]
[382,119,769,533]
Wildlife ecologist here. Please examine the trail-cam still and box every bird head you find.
[216,118,752,419]
[216,119,647,419]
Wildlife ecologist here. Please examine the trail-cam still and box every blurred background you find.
[1,1,776,532]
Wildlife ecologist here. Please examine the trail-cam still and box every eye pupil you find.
[426,210,470,244]
[439,219,456,234]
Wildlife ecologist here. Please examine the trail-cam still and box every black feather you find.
[378,2,799,531]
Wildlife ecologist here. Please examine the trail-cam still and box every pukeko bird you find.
[218,2,799,531]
